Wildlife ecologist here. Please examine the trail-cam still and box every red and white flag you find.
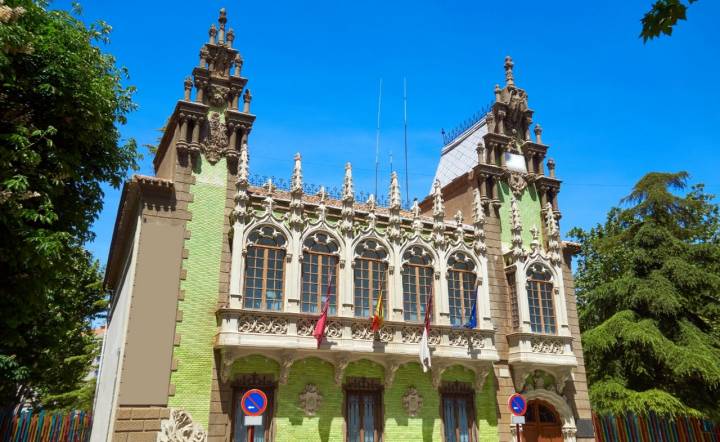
[419,288,433,372]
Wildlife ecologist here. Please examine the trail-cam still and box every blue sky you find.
[65,0,720,266]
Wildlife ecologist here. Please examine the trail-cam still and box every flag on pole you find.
[463,289,478,329]
[371,289,384,333]
[419,288,433,372]
[312,261,335,349]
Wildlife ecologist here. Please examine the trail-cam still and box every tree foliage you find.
[570,172,720,419]
[0,0,137,408]
[641,0,698,41]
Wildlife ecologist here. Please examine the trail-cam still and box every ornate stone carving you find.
[545,202,562,265]
[510,195,525,260]
[208,84,229,107]
[296,318,314,336]
[431,180,446,248]
[400,327,422,344]
[325,321,343,339]
[204,111,227,164]
[351,322,374,340]
[410,200,423,238]
[448,330,486,348]
[530,336,564,354]
[378,326,394,343]
[158,409,207,442]
[472,188,487,255]
[286,153,305,230]
[298,384,323,416]
[402,387,423,417]
[340,162,354,235]
[508,171,527,196]
[387,172,402,242]
[237,315,288,335]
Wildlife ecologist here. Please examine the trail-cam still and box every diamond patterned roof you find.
[431,119,488,192]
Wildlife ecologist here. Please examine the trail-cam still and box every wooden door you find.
[522,400,562,442]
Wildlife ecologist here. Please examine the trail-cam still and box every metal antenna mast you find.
[403,78,410,207]
[374,79,383,197]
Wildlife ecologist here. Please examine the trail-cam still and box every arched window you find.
[302,232,340,315]
[353,239,388,318]
[526,263,556,334]
[402,246,434,322]
[447,252,477,327]
[244,226,286,311]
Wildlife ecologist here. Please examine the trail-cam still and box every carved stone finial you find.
[242,88,252,113]
[208,23,217,45]
[217,8,227,44]
[233,54,243,77]
[454,210,465,241]
[389,171,401,210]
[227,28,235,48]
[237,142,249,187]
[291,152,303,193]
[199,46,209,68]
[472,189,487,255]
[317,186,328,222]
[510,195,524,260]
[411,199,422,237]
[545,202,561,265]
[530,225,540,254]
[183,77,193,101]
[367,194,377,231]
[534,124,543,144]
[504,56,515,87]
[431,180,446,248]
[342,162,354,203]
[477,141,486,164]
[494,83,501,102]
[547,158,556,178]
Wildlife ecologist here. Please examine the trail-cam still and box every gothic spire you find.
[431,180,446,248]
[504,56,515,88]
[389,171,401,210]
[291,153,303,194]
[342,162,354,203]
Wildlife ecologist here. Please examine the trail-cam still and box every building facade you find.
[92,9,595,442]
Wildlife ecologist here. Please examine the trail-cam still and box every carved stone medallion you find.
[208,84,229,107]
[298,384,323,416]
[204,111,227,164]
[508,171,527,196]
[402,387,423,417]
[158,408,207,442]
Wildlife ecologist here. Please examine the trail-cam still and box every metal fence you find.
[0,410,92,442]
[593,412,720,442]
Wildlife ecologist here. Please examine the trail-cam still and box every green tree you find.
[0,0,137,408]
[641,0,698,41]
[570,172,720,419]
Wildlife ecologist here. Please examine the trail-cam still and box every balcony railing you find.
[216,308,498,362]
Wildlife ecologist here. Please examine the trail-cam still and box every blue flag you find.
[463,299,477,329]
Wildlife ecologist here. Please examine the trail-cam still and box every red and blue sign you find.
[508,393,527,416]
[240,389,268,416]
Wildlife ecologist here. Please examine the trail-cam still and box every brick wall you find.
[113,407,169,442]
[168,158,229,428]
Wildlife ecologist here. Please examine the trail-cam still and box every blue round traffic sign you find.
[508,393,527,416]
[241,389,268,416]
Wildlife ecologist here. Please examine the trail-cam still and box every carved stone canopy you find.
[298,384,323,416]
[402,387,423,417]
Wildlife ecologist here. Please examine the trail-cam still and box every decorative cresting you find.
[402,387,423,417]
[298,384,323,416]
[161,9,255,168]
[157,409,207,442]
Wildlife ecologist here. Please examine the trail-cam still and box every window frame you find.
[401,246,434,323]
[243,226,287,312]
[525,263,557,334]
[301,232,340,315]
[447,253,477,327]
[439,382,477,442]
[343,377,384,442]
[353,240,389,319]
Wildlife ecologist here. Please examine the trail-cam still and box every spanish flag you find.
[371,291,384,332]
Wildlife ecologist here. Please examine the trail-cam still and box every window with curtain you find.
[442,392,476,442]
[402,246,434,322]
[354,240,388,318]
[301,232,339,315]
[346,389,382,442]
[526,263,556,334]
[243,226,286,311]
[233,386,274,442]
[447,253,477,327]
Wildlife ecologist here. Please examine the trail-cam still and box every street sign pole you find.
[508,393,527,442]
[516,423,520,442]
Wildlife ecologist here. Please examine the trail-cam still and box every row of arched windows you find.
[241,226,480,326]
